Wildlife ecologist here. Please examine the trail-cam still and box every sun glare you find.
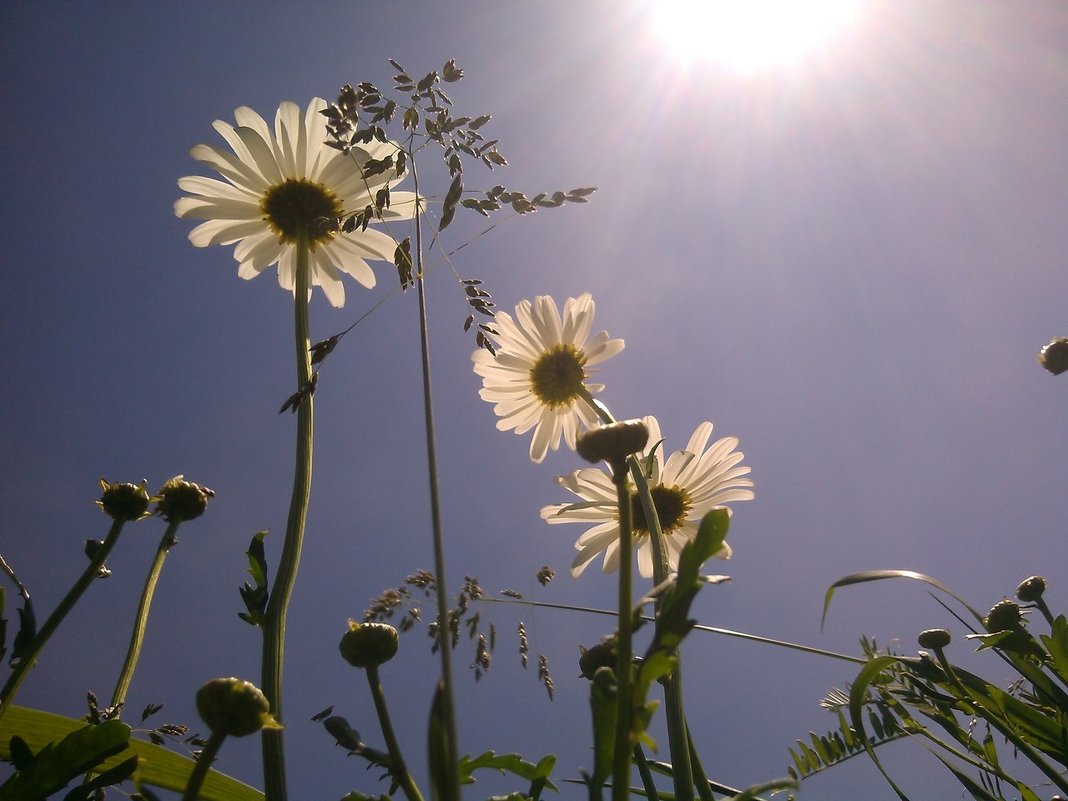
[650,0,863,73]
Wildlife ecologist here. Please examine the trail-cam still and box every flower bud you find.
[917,628,951,649]
[155,475,214,522]
[578,638,616,680]
[96,479,152,521]
[1039,337,1068,375]
[195,677,278,737]
[1015,576,1047,603]
[576,420,649,465]
[983,599,1025,633]
[339,621,399,668]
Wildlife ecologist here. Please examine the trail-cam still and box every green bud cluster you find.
[339,621,399,668]
[1015,575,1047,603]
[578,638,617,680]
[576,420,649,465]
[196,677,278,737]
[1038,336,1068,375]
[96,478,152,521]
[155,475,214,522]
[917,628,952,649]
[983,599,1025,633]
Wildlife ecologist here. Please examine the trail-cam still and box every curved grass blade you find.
[822,570,983,631]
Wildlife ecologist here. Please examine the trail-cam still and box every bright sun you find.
[650,0,863,73]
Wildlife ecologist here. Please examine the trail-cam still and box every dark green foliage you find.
[797,572,1068,799]
[0,719,130,801]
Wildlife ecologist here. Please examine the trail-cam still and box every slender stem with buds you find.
[0,519,126,721]
[110,521,181,710]
[261,235,315,801]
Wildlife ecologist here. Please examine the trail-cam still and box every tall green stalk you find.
[410,159,461,801]
[0,519,126,721]
[579,391,694,801]
[261,236,315,801]
[182,729,226,801]
[366,663,425,801]
[610,460,634,801]
[110,521,180,710]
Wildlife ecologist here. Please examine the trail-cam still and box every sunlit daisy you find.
[472,294,624,463]
[542,415,754,578]
[175,98,418,307]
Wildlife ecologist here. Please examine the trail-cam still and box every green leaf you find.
[238,530,269,627]
[723,778,798,801]
[821,570,983,631]
[456,751,557,791]
[927,751,999,801]
[0,718,129,800]
[847,657,913,800]
[63,754,138,801]
[0,705,263,801]
[1041,614,1068,685]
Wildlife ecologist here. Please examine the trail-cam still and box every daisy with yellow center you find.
[472,294,624,463]
[542,415,754,578]
[175,98,419,307]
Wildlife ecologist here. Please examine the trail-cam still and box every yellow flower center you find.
[260,179,343,245]
[630,484,691,535]
[529,345,587,408]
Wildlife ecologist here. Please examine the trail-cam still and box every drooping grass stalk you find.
[578,390,693,801]
[0,519,126,721]
[181,729,226,801]
[610,459,634,801]
[261,235,315,801]
[482,596,867,665]
[409,157,460,801]
[110,521,180,710]
[366,663,425,801]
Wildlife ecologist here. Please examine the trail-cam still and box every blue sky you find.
[3,2,1068,799]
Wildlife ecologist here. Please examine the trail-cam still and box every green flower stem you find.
[632,745,658,801]
[610,460,634,801]
[410,157,460,801]
[0,519,125,722]
[684,719,714,801]
[578,390,693,801]
[366,664,424,801]
[261,235,315,801]
[181,728,227,801]
[110,521,180,710]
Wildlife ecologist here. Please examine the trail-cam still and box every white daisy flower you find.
[472,294,624,463]
[175,98,419,308]
[541,415,754,578]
